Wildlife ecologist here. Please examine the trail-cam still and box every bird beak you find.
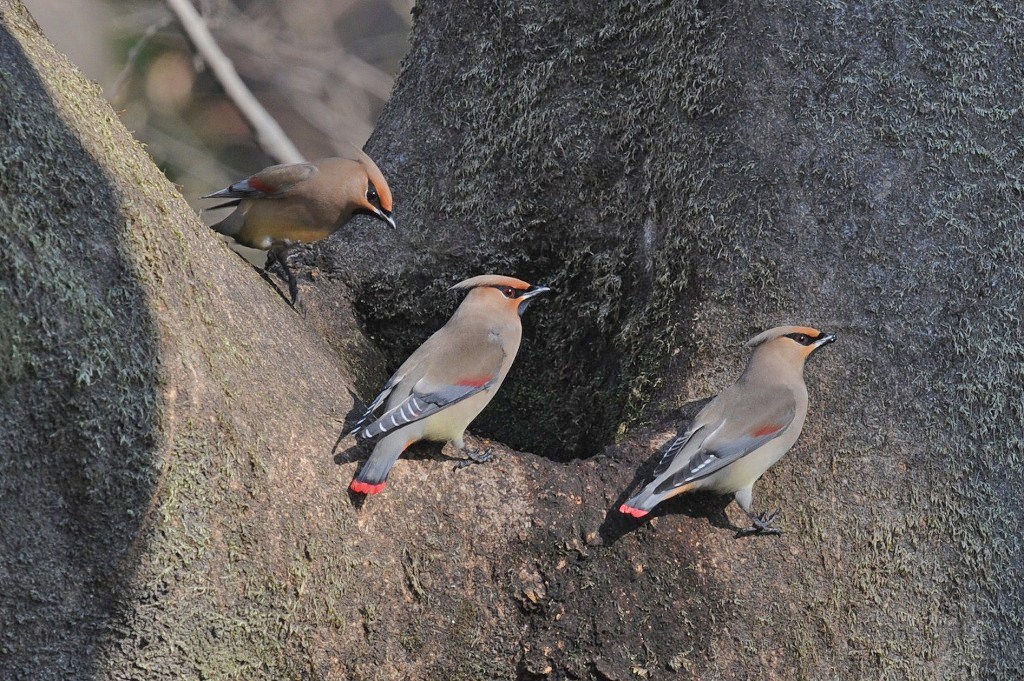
[517,285,551,316]
[521,285,552,299]
[372,207,396,229]
[812,332,837,349]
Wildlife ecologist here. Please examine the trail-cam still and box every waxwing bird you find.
[348,275,551,495]
[619,326,836,536]
[202,149,394,306]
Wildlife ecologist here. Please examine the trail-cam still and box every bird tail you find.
[350,432,411,495]
[203,199,241,212]
[618,479,695,519]
[618,428,702,518]
[208,208,244,238]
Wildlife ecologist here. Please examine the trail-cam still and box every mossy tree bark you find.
[310,0,1024,676]
[2,1,1022,680]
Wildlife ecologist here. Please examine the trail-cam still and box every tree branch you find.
[162,0,304,164]
[108,16,172,106]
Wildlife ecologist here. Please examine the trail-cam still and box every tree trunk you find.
[2,1,1021,680]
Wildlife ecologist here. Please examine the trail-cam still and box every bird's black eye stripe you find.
[784,332,819,345]
[493,285,520,298]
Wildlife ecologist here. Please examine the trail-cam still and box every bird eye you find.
[500,286,516,298]
[366,187,379,204]
[795,334,809,344]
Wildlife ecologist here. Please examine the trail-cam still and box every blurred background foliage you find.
[24,0,412,205]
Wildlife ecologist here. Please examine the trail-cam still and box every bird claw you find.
[282,267,301,311]
[453,448,495,471]
[736,508,783,537]
[265,247,304,312]
[290,292,306,316]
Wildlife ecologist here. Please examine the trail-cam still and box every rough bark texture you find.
[2,1,1022,681]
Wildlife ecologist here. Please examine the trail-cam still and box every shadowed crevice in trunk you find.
[296,1,728,460]
[0,19,162,680]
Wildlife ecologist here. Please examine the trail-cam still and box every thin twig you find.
[162,0,305,164]
[140,122,242,192]
[109,16,173,106]
[218,19,396,101]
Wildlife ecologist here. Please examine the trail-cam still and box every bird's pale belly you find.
[698,435,798,494]
[420,390,498,444]
[238,220,334,250]
[235,199,346,249]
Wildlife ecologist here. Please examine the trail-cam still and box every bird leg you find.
[250,257,290,303]
[453,446,495,471]
[265,246,303,312]
[736,507,783,537]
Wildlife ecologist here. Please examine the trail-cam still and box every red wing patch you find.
[455,375,494,388]
[752,423,784,438]
[248,176,276,194]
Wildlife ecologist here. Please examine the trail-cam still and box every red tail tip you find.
[618,504,649,519]
[350,479,386,495]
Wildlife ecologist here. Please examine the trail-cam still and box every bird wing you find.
[349,370,406,435]
[201,162,318,200]
[354,333,506,441]
[348,330,446,434]
[651,384,797,495]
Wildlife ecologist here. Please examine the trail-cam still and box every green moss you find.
[330,2,735,459]
[347,0,1024,677]
[0,6,163,678]
[5,0,1023,678]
